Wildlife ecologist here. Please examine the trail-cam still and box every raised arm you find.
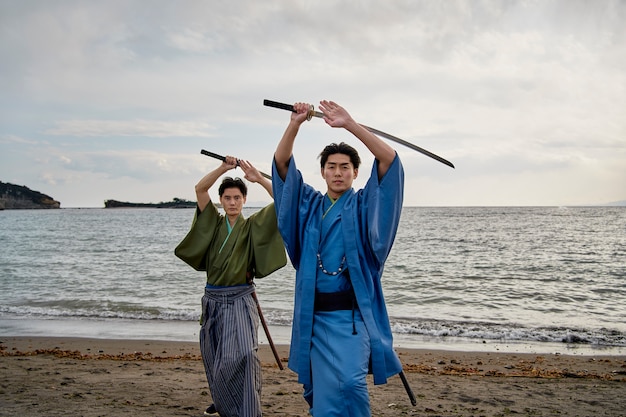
[319,100,396,178]
[195,156,237,212]
[238,159,273,198]
[274,102,311,180]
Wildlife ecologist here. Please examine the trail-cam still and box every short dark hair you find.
[318,142,361,169]
[219,177,247,197]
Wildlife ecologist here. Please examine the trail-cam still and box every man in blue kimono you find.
[272,100,405,416]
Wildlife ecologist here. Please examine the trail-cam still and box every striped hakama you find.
[200,284,261,417]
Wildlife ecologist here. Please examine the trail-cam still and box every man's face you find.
[219,187,246,217]
[321,153,358,199]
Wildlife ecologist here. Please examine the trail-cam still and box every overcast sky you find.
[1,0,624,207]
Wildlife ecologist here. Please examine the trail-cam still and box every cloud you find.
[0,134,40,145]
[44,120,217,138]
[1,1,624,207]
[44,149,203,180]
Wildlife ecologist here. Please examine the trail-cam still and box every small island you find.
[0,182,61,209]
[104,197,197,209]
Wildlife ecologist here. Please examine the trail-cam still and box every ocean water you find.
[1,206,624,355]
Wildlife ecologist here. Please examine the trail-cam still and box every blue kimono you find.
[272,153,404,405]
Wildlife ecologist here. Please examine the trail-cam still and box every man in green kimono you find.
[175,155,286,417]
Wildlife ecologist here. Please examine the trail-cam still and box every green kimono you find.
[175,202,286,285]
[175,202,286,417]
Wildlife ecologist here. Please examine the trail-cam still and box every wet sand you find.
[1,336,625,416]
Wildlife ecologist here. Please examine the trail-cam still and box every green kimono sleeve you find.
[174,204,219,271]
[250,203,287,278]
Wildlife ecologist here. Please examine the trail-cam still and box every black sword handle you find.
[200,149,272,180]
[200,149,228,162]
[263,99,295,113]
[264,99,316,121]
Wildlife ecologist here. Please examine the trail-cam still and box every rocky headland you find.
[0,182,61,209]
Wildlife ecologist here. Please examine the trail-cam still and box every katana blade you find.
[360,124,455,169]
[200,149,272,180]
[263,99,455,169]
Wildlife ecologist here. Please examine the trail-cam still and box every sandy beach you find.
[1,336,625,417]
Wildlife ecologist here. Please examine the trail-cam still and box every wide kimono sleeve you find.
[271,156,323,270]
[362,153,405,267]
[249,202,287,277]
[174,204,220,271]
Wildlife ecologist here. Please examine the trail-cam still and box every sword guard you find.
[306,104,315,121]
